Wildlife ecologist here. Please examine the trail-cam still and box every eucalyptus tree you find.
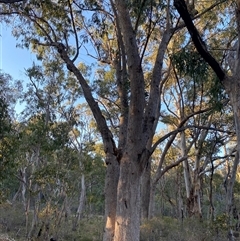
[0,1,174,240]
[0,0,230,240]
[174,1,240,231]
[9,62,84,239]
[0,72,22,200]
[147,44,234,219]
[171,45,235,219]
[68,103,104,229]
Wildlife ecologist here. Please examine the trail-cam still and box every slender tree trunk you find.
[174,0,240,219]
[21,167,31,236]
[73,173,86,231]
[12,183,21,203]
[192,169,202,219]
[64,195,71,222]
[176,167,184,220]
[28,186,40,239]
[148,181,157,219]
[180,131,193,216]
[141,159,151,220]
[21,168,27,213]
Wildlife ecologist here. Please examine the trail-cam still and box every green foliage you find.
[0,99,10,138]
[0,0,238,240]
[0,203,26,236]
[160,114,178,127]
[141,216,228,241]
[128,0,169,30]
[209,75,226,111]
[85,155,105,214]
[172,49,209,81]
[172,47,226,111]
[0,202,104,241]
[212,213,229,231]
[0,74,21,202]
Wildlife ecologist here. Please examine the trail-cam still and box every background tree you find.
[0,0,239,240]
[174,0,240,238]
[0,72,21,201]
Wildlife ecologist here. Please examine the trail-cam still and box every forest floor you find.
[0,234,16,241]
[0,202,239,241]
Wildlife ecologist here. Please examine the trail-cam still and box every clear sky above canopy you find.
[0,24,38,115]
[1,23,36,79]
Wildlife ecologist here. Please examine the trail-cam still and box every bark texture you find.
[49,0,174,239]
[103,154,119,241]
[114,154,142,241]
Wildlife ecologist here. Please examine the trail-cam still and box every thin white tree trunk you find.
[21,167,28,211]
[27,186,40,239]
[73,173,86,230]
[181,132,191,199]
[77,174,86,221]
[177,168,184,220]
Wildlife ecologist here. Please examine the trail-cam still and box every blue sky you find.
[1,24,39,115]
[1,24,36,80]
[0,24,91,116]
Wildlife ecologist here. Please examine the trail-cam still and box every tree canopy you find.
[0,0,240,241]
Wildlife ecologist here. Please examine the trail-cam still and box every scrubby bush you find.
[140,216,229,241]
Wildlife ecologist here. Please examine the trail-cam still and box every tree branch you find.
[115,0,146,150]
[159,155,189,180]
[53,42,117,156]
[174,0,226,81]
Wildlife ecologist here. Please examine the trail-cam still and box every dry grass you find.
[140,216,232,241]
[1,202,240,241]
[0,234,16,241]
[0,202,104,241]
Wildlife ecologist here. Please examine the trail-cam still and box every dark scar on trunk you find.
[124,200,128,209]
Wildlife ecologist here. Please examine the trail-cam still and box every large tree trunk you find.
[114,153,142,241]
[103,153,119,241]
[225,80,240,222]
[174,0,240,238]
[27,185,40,239]
[223,114,239,241]
[225,152,239,215]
